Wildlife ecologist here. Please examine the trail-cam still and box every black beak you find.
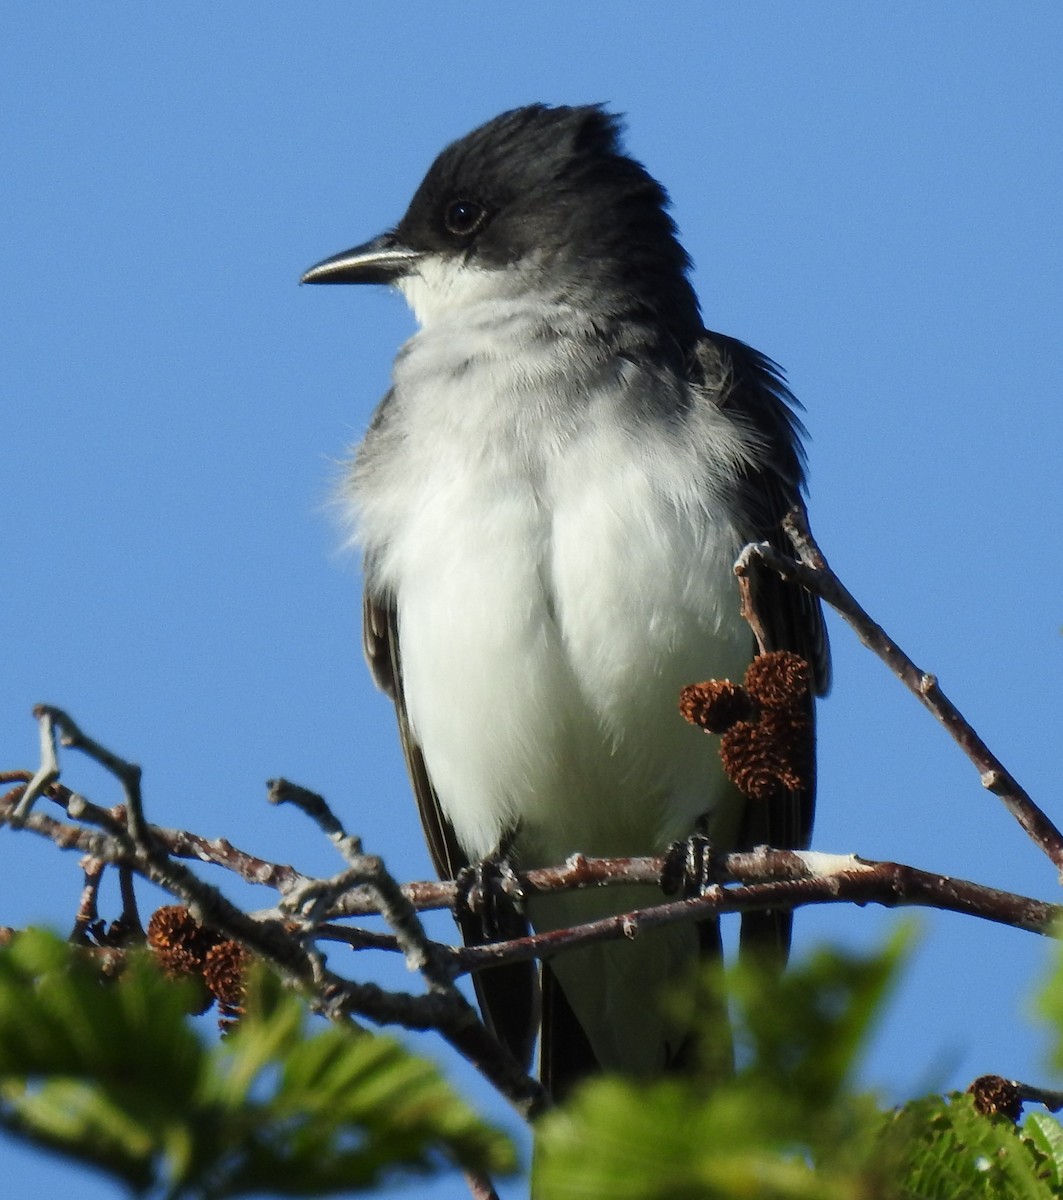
[300,233,421,285]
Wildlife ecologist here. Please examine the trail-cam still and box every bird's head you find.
[302,104,701,340]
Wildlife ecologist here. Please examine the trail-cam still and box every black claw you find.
[455,855,526,942]
[662,830,719,897]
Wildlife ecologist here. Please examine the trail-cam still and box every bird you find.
[302,103,829,1096]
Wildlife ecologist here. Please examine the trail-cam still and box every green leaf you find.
[887,1093,1061,1200]
[1023,1112,1063,1192]
[0,931,515,1197]
[535,1076,875,1200]
[1035,927,1063,1075]
[726,924,911,1111]
[0,928,208,1191]
[207,989,517,1196]
[534,934,913,1200]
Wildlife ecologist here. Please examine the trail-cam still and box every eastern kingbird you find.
[303,104,829,1094]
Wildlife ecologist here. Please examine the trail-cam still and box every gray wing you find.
[363,592,467,881]
[696,332,830,957]
[362,586,538,1068]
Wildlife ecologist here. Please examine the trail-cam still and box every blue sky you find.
[4,5,1062,1197]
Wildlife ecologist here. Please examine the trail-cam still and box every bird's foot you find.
[661,830,722,898]
[454,855,526,944]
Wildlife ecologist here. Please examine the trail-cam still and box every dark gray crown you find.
[394,104,703,346]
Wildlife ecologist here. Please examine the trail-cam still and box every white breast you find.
[350,299,755,867]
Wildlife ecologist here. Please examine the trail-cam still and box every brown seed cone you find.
[743,650,811,711]
[679,680,753,733]
[146,906,221,976]
[968,1074,1023,1122]
[720,720,781,801]
[202,939,251,1011]
[720,708,813,800]
[761,708,814,792]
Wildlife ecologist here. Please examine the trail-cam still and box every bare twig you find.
[11,709,60,820]
[268,778,543,1113]
[1013,1081,1063,1112]
[316,924,404,953]
[116,863,143,940]
[449,851,1058,976]
[271,777,463,993]
[17,704,159,853]
[3,654,1056,1125]
[462,1168,502,1200]
[2,721,547,1121]
[737,572,771,656]
[968,1073,1063,1120]
[7,782,1054,955]
[269,777,364,861]
[153,822,309,896]
[734,509,1063,875]
[71,858,105,944]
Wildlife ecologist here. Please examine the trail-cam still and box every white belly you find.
[352,311,756,1074]
[357,350,753,864]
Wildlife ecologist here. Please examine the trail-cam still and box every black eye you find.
[443,199,488,236]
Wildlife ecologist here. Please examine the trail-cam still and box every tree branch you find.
[1,763,547,1121]
[734,509,1063,875]
[4,496,1061,1131]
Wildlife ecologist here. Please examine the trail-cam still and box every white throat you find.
[396,253,537,329]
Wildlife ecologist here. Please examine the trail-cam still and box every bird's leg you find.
[661,816,721,898]
[454,847,526,945]
[453,846,538,1071]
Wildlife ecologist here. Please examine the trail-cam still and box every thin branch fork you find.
[332,847,1060,937]
[449,853,1059,975]
[4,518,1052,1199]
[7,753,1057,1115]
[4,782,1056,955]
[4,494,1061,1131]
[316,848,1059,972]
[9,751,1056,1119]
[1,729,547,1122]
[735,509,1063,876]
